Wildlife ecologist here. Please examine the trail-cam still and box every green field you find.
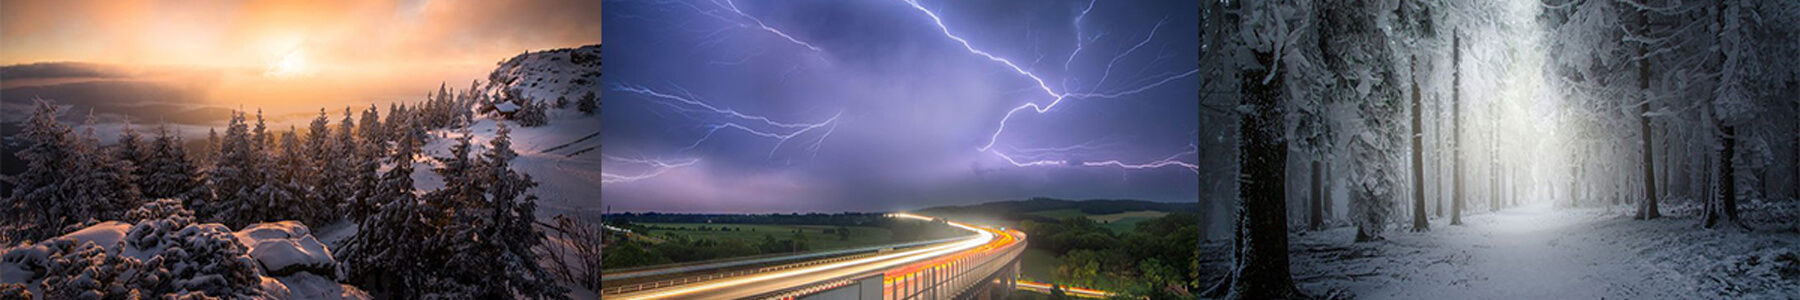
[1092,211,1169,234]
[638,223,898,251]
[1026,209,1088,220]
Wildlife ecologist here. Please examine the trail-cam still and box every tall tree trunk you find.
[1705,126,1747,230]
[1207,50,1304,299]
[1411,60,1428,231]
[1325,163,1334,218]
[1310,160,1324,231]
[1635,6,1662,219]
[1570,163,1580,207]
[1491,118,1500,212]
[1451,31,1464,225]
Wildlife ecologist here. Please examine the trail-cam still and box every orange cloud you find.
[2,0,600,116]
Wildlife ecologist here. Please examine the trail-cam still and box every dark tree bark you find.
[1310,160,1324,231]
[1451,31,1464,225]
[1411,59,1428,231]
[1325,163,1334,218]
[1704,126,1747,230]
[1204,51,1304,300]
[1635,5,1662,219]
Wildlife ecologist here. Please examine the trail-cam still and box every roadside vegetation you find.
[1018,212,1201,299]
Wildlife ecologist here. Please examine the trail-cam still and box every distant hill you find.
[915,198,1198,225]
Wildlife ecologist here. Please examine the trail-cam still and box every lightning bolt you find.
[1080,146,1200,173]
[613,83,840,159]
[602,155,701,184]
[604,2,840,185]
[901,0,1199,172]
[665,0,822,53]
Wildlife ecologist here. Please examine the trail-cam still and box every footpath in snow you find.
[1202,201,1800,299]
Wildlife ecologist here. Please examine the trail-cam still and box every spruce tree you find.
[65,112,144,222]
[5,100,78,241]
[576,91,598,115]
[115,123,153,188]
[476,123,566,298]
[202,111,257,226]
[142,124,204,201]
[340,118,434,296]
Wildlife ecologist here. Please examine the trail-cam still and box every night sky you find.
[601,0,1199,213]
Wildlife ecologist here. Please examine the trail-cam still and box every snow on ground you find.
[57,221,131,250]
[410,44,606,222]
[236,221,336,276]
[1203,200,1800,299]
[412,111,605,220]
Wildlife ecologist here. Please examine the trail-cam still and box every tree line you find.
[3,79,578,298]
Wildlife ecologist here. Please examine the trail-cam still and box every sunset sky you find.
[1,0,601,129]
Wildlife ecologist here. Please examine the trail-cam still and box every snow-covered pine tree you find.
[516,99,550,127]
[385,103,405,142]
[304,109,337,221]
[142,124,204,201]
[253,109,270,154]
[324,107,361,222]
[249,128,306,226]
[202,127,220,167]
[1320,0,1403,242]
[358,104,384,152]
[339,118,437,297]
[430,124,483,210]
[65,111,144,222]
[202,111,259,226]
[115,123,153,189]
[4,100,78,242]
[577,91,598,115]
[344,106,385,220]
[469,123,566,298]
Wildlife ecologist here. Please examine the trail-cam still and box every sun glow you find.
[265,49,311,78]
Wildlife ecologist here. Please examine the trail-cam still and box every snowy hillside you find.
[412,44,606,221]
[486,45,602,111]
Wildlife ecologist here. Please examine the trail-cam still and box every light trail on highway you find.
[1016,280,1115,298]
[606,213,1019,300]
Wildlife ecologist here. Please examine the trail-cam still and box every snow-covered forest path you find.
[1430,203,1688,298]
[1202,201,1800,299]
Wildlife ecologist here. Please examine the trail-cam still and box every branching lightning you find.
[608,0,1199,185]
[900,0,1199,172]
[605,0,841,184]
[665,0,822,53]
[602,155,701,184]
[614,83,840,158]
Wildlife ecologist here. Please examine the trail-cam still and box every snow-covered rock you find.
[236,221,335,276]
[0,220,369,299]
[264,272,371,299]
[57,221,130,250]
